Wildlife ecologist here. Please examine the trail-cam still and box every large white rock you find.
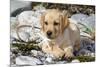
[71,13,88,23]
[11,5,46,42]
[16,10,45,41]
[90,53,95,57]
[16,56,42,65]
[45,57,53,63]
[17,11,35,26]
[31,50,38,56]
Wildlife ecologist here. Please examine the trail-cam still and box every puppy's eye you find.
[45,21,48,25]
[54,22,59,25]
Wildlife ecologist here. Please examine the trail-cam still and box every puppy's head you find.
[41,9,69,39]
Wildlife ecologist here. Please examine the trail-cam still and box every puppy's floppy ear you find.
[40,14,45,31]
[60,13,70,34]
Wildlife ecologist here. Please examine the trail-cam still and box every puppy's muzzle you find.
[47,31,52,38]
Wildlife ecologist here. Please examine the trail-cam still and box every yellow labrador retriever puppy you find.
[41,9,80,59]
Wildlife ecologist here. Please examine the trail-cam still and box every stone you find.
[31,50,38,56]
[71,14,95,40]
[14,10,45,43]
[31,50,45,57]
[46,57,52,63]
[16,56,43,65]
[90,53,95,57]
[17,26,32,42]
[71,13,88,23]
[83,14,95,29]
[17,11,35,26]
[78,48,92,56]
[80,37,95,52]
[11,6,47,43]
[80,14,95,38]
[40,57,46,61]
[37,51,44,56]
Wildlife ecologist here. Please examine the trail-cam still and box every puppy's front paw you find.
[64,47,74,58]
[52,45,65,59]
[53,50,64,59]
[65,51,74,58]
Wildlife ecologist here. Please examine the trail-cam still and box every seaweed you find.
[66,56,95,62]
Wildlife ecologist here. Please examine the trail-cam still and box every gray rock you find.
[41,57,46,61]
[71,13,88,23]
[45,57,53,63]
[17,26,33,42]
[31,50,45,57]
[33,58,43,65]
[37,51,45,56]
[80,37,95,52]
[90,53,95,57]
[17,11,35,26]
[16,10,41,28]
[71,13,95,39]
[10,6,47,43]
[17,8,45,28]
[83,14,95,29]
[31,50,38,56]
[16,56,43,65]
[78,39,95,57]
[79,14,95,37]
[44,53,57,64]
[14,10,45,43]
[78,48,92,56]
[15,26,41,43]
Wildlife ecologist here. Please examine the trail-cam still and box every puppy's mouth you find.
[47,35,55,39]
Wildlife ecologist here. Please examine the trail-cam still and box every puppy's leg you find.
[64,46,74,58]
[73,41,80,56]
[52,45,65,59]
[42,44,64,59]
[42,44,52,54]
[74,41,80,51]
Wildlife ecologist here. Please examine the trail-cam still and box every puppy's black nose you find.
[47,31,52,36]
